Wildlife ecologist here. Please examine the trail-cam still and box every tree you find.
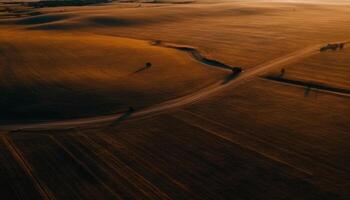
[145,62,152,68]
[231,67,242,74]
[280,68,285,77]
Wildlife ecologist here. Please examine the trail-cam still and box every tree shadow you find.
[133,66,150,74]
[222,73,239,85]
[304,86,311,97]
[133,63,152,74]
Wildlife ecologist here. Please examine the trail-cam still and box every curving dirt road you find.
[0,43,322,131]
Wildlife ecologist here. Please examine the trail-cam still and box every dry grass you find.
[6,120,341,199]
[266,47,350,89]
[0,0,349,199]
[0,30,225,121]
[6,0,349,69]
[0,134,44,199]
[179,78,350,196]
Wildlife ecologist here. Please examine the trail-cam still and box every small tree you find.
[280,68,285,77]
[231,67,242,74]
[145,62,152,68]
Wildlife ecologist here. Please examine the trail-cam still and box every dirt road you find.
[0,43,321,131]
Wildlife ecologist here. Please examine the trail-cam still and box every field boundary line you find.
[171,111,314,177]
[2,135,54,200]
[260,76,350,98]
[49,135,125,200]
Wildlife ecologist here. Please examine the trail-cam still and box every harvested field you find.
[266,45,350,90]
[11,0,350,69]
[0,134,44,199]
[0,30,225,122]
[0,0,349,199]
[180,78,350,196]
[4,122,344,199]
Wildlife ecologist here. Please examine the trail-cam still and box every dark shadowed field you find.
[0,0,349,199]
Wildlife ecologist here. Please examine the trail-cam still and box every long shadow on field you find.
[133,65,151,74]
[26,16,160,31]
[88,16,156,27]
[16,14,71,25]
[0,83,132,123]
[222,72,240,85]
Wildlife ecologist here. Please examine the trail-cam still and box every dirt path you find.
[0,43,321,131]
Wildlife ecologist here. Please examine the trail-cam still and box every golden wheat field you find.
[0,0,349,199]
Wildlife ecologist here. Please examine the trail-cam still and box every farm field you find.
[2,120,344,200]
[0,30,226,122]
[3,0,350,69]
[266,46,350,90]
[0,0,349,199]
[181,78,350,194]
[0,1,347,67]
